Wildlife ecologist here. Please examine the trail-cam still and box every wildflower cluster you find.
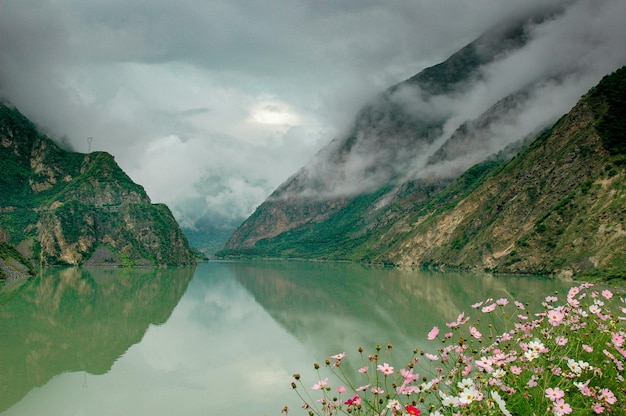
[288,283,626,415]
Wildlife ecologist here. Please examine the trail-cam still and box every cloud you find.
[2,0,621,247]
[278,0,626,199]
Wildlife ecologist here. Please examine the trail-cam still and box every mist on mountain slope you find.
[274,0,626,200]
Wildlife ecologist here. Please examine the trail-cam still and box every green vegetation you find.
[589,66,626,155]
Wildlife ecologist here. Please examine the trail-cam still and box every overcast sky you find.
[1,0,624,231]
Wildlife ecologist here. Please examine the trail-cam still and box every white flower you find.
[458,386,482,405]
[386,399,401,411]
[567,359,591,375]
[491,391,512,416]
[492,369,506,379]
[419,381,434,392]
[457,378,474,389]
[439,391,460,407]
[528,339,545,352]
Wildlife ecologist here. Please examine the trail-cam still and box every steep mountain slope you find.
[372,67,626,277]
[0,103,195,268]
[220,19,626,277]
[220,11,563,257]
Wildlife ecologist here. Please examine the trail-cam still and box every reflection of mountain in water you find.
[229,261,571,356]
[0,266,194,412]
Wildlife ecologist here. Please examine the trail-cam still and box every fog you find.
[1,0,624,244]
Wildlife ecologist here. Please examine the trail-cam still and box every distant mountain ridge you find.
[0,103,195,273]
[219,12,626,279]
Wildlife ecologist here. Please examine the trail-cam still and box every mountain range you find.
[219,13,626,279]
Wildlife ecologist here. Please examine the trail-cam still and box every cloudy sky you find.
[1,0,624,234]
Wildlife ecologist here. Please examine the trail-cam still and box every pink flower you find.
[553,399,573,415]
[370,386,384,395]
[337,385,346,394]
[469,326,482,339]
[612,332,625,348]
[514,300,525,310]
[377,362,394,375]
[476,356,493,372]
[331,352,346,360]
[482,303,497,313]
[397,384,418,395]
[446,312,470,328]
[427,326,440,340]
[445,332,453,338]
[400,368,419,382]
[547,309,565,326]
[598,388,616,404]
[312,378,328,390]
[545,296,558,302]
[568,286,581,298]
[583,344,594,353]
[510,365,522,375]
[545,387,565,401]
[355,384,370,392]
[358,366,368,373]
[424,353,439,361]
[592,402,605,414]
[601,289,613,299]
[555,336,568,346]
[496,298,509,306]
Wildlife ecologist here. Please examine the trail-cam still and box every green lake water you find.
[0,261,575,415]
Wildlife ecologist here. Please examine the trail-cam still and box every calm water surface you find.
[0,261,575,415]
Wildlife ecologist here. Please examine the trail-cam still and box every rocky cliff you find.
[0,103,195,269]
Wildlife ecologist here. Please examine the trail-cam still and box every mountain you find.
[219,15,626,279]
[0,103,195,270]
[369,67,626,278]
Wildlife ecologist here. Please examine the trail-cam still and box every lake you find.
[0,261,575,415]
